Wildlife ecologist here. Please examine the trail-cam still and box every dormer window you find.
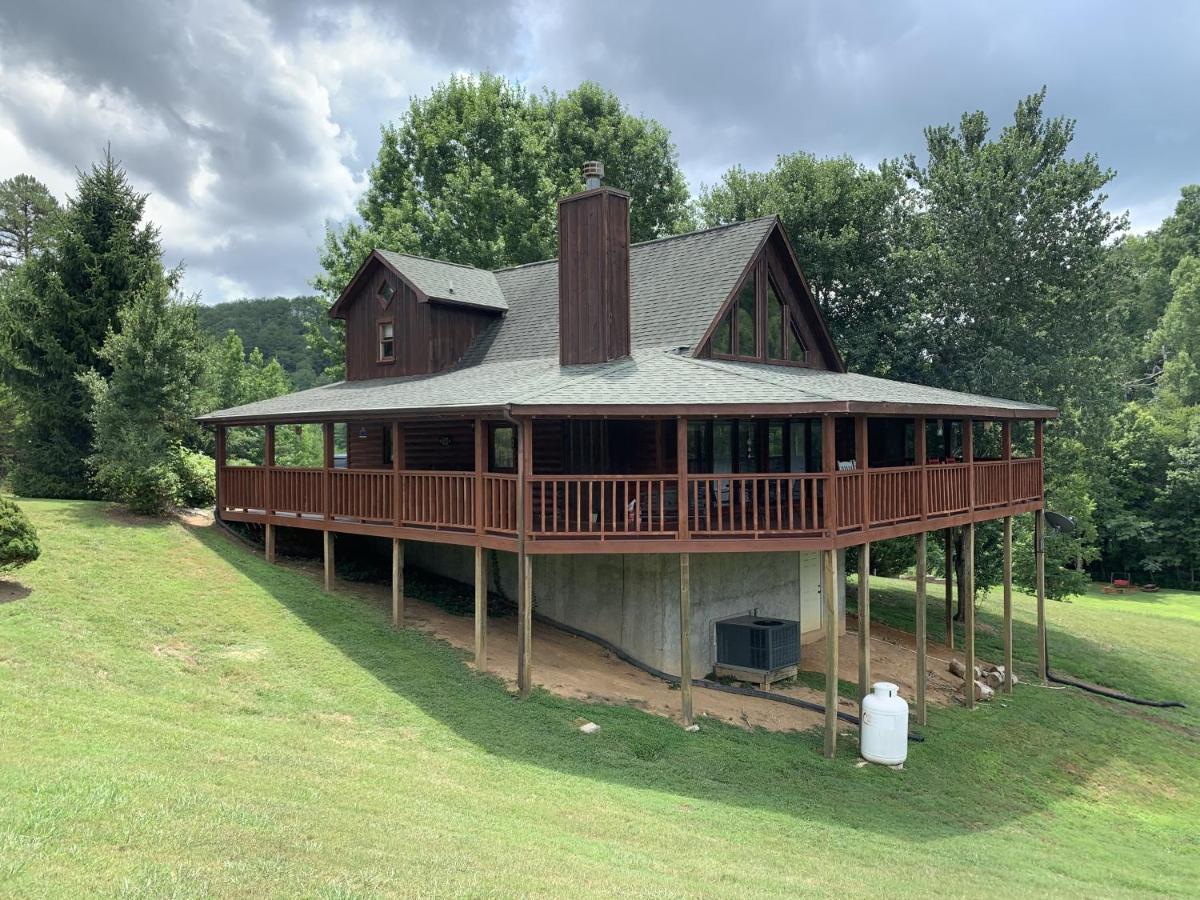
[378,320,395,362]
[710,262,811,366]
[377,279,395,308]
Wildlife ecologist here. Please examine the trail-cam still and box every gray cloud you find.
[0,1,1196,304]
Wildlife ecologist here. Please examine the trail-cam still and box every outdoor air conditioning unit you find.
[715,615,800,675]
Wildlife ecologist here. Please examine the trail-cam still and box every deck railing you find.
[218,456,1044,542]
[687,474,824,536]
[528,476,677,537]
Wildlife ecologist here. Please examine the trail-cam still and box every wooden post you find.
[915,415,927,518]
[855,414,868,536]
[214,425,226,515]
[676,417,689,540]
[323,530,335,593]
[944,528,954,650]
[915,531,928,726]
[392,538,404,627]
[857,542,871,711]
[264,424,276,562]
[963,522,976,709]
[473,417,485,535]
[821,415,838,535]
[323,422,335,519]
[474,545,486,669]
[678,553,693,727]
[822,547,839,758]
[1002,420,1013,504]
[964,417,975,512]
[1036,507,1047,684]
[392,421,402,528]
[1003,516,1014,693]
[516,417,533,697]
[517,551,533,696]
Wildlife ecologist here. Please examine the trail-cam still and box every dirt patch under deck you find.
[194,511,988,733]
[396,591,982,733]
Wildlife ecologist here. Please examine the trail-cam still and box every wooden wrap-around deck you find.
[216,414,1045,554]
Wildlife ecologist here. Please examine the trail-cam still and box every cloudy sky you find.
[1,1,1197,304]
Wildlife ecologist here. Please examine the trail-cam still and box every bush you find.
[0,497,40,575]
[173,446,216,508]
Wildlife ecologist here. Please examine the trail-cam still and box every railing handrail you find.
[219,455,1045,540]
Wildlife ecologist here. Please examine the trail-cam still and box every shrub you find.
[173,446,216,508]
[0,497,40,575]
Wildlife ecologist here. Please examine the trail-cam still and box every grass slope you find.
[1,500,1197,898]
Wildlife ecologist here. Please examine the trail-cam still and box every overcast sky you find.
[1,1,1197,304]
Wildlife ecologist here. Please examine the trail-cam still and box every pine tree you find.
[81,275,206,514]
[0,151,166,497]
[0,174,60,269]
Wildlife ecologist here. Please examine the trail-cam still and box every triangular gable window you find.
[710,259,813,366]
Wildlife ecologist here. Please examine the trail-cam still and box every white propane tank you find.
[860,682,909,765]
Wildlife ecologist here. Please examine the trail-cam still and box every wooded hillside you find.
[198,296,334,391]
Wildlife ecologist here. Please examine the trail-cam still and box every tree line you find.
[1,75,1196,595]
[0,153,299,512]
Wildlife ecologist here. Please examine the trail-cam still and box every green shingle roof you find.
[197,215,1056,423]
[376,250,507,311]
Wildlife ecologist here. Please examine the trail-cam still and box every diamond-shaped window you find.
[378,280,395,305]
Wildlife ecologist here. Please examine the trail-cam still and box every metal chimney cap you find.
[582,160,604,189]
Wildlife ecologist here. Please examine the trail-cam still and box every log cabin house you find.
[199,162,1055,756]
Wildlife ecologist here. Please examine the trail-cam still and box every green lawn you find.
[1,500,1197,898]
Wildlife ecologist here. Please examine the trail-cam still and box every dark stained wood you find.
[558,187,631,365]
[337,259,496,381]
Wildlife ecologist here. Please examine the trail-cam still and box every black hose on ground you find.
[1043,632,1186,709]
[534,612,926,742]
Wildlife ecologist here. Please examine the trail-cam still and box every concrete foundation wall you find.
[404,540,847,677]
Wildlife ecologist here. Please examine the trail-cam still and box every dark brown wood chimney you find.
[557,161,631,365]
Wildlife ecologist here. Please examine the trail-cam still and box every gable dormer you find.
[695,221,844,372]
[329,250,505,381]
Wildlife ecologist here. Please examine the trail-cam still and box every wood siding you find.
[342,263,495,381]
[558,187,631,365]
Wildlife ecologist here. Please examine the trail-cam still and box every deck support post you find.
[678,552,693,727]
[822,547,839,758]
[1002,516,1014,693]
[915,531,928,726]
[474,546,487,669]
[392,538,404,627]
[265,524,276,564]
[1036,507,1047,684]
[857,542,871,711]
[944,527,954,649]
[323,530,335,593]
[963,522,976,709]
[517,551,532,696]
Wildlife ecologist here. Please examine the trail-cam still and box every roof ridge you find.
[491,215,778,274]
[377,249,494,274]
